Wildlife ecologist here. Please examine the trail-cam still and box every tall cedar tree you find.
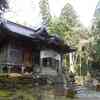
[60,3,78,27]
[39,0,51,27]
[91,0,100,62]
[0,0,8,16]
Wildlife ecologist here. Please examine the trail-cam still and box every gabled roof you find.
[1,20,37,37]
[31,27,49,40]
[0,20,48,41]
[0,20,76,53]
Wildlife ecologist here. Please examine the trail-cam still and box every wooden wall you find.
[23,48,32,67]
[0,45,8,64]
[7,39,33,67]
[0,39,32,65]
[0,37,41,72]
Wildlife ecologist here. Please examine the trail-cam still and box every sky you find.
[4,0,99,28]
[70,0,99,27]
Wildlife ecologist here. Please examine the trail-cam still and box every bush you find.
[66,89,76,98]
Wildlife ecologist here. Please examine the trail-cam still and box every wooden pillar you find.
[21,64,24,74]
[86,57,89,76]
[8,65,11,73]
[58,54,62,75]
[80,51,82,76]
[0,64,3,73]
[69,52,75,73]
[60,54,64,76]
[40,57,43,72]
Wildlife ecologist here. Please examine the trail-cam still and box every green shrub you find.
[66,89,76,98]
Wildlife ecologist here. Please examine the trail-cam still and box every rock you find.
[96,84,100,91]
[66,88,76,98]
[8,73,22,79]
[54,86,76,97]
[54,88,68,96]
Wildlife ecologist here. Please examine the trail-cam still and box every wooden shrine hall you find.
[0,20,75,75]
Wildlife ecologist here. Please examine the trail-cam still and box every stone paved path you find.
[75,85,100,100]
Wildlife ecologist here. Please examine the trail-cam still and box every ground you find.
[0,75,100,100]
